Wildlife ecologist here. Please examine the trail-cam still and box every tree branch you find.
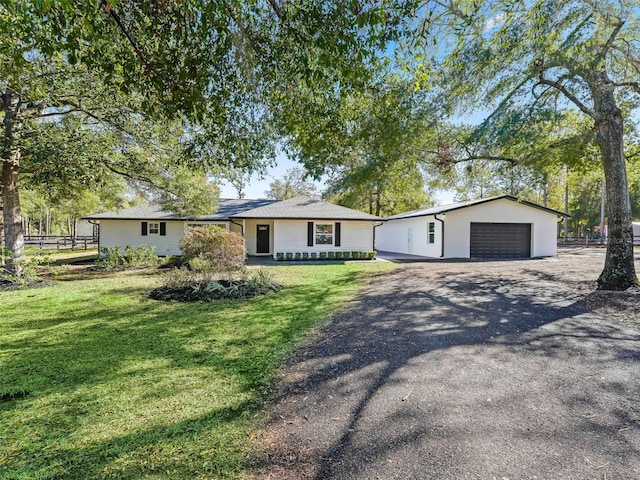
[102,161,161,189]
[537,69,595,118]
[613,81,640,94]
[597,20,625,64]
[455,154,520,165]
[100,0,152,73]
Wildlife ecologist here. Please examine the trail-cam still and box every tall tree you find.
[2,0,389,274]
[264,167,318,200]
[396,0,640,289]
[284,75,434,214]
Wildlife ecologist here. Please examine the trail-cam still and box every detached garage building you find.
[376,195,567,259]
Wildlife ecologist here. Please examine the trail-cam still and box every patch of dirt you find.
[0,277,53,292]
[584,287,640,320]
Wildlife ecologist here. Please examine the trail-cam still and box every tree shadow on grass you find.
[254,264,640,479]
[0,269,366,478]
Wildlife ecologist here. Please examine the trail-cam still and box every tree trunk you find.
[564,167,569,242]
[1,88,25,276]
[588,71,638,289]
[599,178,606,245]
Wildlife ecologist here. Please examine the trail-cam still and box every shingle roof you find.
[82,197,382,221]
[230,196,383,221]
[83,198,276,221]
[385,195,569,220]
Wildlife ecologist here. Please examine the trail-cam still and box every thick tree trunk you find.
[588,71,638,289]
[2,88,25,276]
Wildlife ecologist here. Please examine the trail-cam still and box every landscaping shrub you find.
[342,251,350,260]
[294,252,301,261]
[0,255,53,290]
[327,251,335,260]
[179,226,246,277]
[97,246,160,270]
[124,245,160,268]
[285,252,293,261]
[149,268,282,302]
[97,246,127,270]
[319,252,327,260]
[351,251,360,259]
[276,253,284,261]
[310,252,318,260]
[302,252,309,260]
[335,251,343,260]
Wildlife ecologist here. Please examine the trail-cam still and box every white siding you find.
[243,219,274,256]
[99,220,229,256]
[376,216,442,257]
[377,198,560,258]
[444,199,558,258]
[273,220,374,257]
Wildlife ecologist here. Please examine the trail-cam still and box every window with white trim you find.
[428,222,435,244]
[149,222,160,235]
[315,223,333,245]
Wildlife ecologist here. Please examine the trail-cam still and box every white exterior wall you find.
[444,199,558,258]
[377,198,560,258]
[99,220,229,256]
[273,220,374,258]
[375,216,442,257]
[243,219,274,256]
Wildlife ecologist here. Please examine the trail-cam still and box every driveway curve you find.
[255,251,640,479]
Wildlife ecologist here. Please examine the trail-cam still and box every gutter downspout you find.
[372,221,384,252]
[87,220,100,253]
[434,214,445,258]
[230,219,244,236]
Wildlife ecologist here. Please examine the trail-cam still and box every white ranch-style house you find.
[376,195,568,259]
[84,196,382,258]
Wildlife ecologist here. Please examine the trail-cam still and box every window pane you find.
[315,224,333,234]
[149,223,159,234]
[316,234,333,245]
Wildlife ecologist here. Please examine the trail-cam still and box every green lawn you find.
[0,262,393,480]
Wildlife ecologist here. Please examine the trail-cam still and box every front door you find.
[256,224,270,254]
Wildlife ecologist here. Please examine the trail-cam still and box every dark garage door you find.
[470,222,531,259]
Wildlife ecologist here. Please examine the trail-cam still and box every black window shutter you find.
[160,222,166,236]
[141,222,148,236]
[307,222,314,246]
[335,222,341,247]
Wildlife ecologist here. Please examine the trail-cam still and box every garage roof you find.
[385,195,569,220]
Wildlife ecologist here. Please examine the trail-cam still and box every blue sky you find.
[217,155,456,204]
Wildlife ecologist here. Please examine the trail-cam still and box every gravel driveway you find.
[254,249,640,479]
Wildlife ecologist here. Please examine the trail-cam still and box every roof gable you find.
[385,195,569,220]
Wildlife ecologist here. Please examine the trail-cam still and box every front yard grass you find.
[0,262,393,479]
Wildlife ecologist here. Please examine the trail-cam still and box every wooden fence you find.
[558,236,640,247]
[22,235,98,251]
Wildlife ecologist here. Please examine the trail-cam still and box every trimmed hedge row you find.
[275,251,376,261]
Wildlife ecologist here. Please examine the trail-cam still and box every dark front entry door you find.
[256,224,270,254]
